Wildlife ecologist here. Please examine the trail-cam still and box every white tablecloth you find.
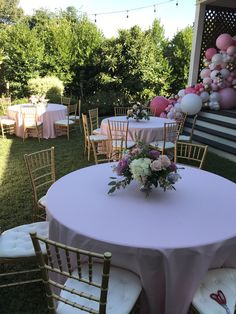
[8,103,67,139]
[46,163,236,314]
[100,116,174,144]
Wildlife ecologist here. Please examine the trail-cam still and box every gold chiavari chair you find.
[114,106,132,116]
[30,232,142,314]
[24,147,56,221]
[143,106,155,116]
[21,105,43,142]
[61,96,71,106]
[54,103,77,140]
[150,122,179,155]
[68,99,82,131]
[89,108,101,135]
[0,97,16,138]
[178,114,198,143]
[82,113,107,161]
[0,221,48,289]
[108,119,135,152]
[174,141,208,169]
[91,138,124,164]
[176,112,188,135]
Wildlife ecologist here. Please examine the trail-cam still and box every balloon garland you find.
[150,33,236,119]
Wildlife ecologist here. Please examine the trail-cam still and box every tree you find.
[165,25,193,94]
[0,0,23,23]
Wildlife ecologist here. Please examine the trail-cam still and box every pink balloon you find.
[160,112,167,118]
[219,87,236,109]
[211,83,219,91]
[200,68,211,79]
[203,77,212,85]
[205,48,217,60]
[150,96,169,117]
[227,45,236,56]
[216,33,233,51]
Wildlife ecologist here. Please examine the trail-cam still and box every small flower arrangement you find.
[108,143,181,196]
[29,95,48,105]
[127,103,150,122]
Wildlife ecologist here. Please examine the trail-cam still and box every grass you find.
[0,131,236,313]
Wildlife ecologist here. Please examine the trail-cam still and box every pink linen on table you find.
[8,103,67,139]
[46,163,236,314]
[100,116,174,144]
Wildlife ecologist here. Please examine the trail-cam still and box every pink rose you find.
[150,160,162,171]
[159,155,171,168]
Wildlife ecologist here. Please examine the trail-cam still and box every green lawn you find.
[0,132,235,313]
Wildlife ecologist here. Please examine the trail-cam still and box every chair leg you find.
[1,123,5,139]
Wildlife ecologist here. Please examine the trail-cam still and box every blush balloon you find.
[216,33,233,51]
[150,96,169,116]
[205,48,217,60]
[219,87,236,109]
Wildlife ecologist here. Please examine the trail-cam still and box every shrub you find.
[27,76,64,103]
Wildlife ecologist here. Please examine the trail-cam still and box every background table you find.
[8,103,67,139]
[100,116,174,144]
[46,163,236,314]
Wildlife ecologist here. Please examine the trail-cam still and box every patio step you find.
[184,110,236,160]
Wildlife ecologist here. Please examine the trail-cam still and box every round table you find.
[46,163,236,314]
[100,116,174,144]
[8,103,67,139]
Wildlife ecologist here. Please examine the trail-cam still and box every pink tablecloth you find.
[101,116,174,144]
[8,103,67,139]
[46,163,236,314]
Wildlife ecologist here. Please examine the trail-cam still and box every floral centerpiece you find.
[29,95,48,106]
[127,103,150,122]
[108,143,181,196]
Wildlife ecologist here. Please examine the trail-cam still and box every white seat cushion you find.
[1,118,15,125]
[38,195,46,207]
[178,134,191,142]
[68,115,80,120]
[0,221,49,258]
[150,141,175,150]
[0,115,9,120]
[25,121,43,127]
[55,119,74,126]
[57,263,142,314]
[192,268,236,314]
[88,134,108,142]
[92,128,101,135]
[112,140,135,149]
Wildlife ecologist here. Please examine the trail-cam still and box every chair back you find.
[82,113,90,138]
[30,232,112,314]
[88,108,99,134]
[91,138,124,164]
[163,122,179,144]
[67,102,78,122]
[188,114,198,142]
[24,147,56,219]
[176,112,187,134]
[174,141,208,169]
[0,97,11,114]
[114,106,131,116]
[143,106,155,116]
[21,106,38,128]
[61,96,71,106]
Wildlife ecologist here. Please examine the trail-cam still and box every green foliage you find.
[165,25,193,94]
[0,0,24,23]
[28,76,64,102]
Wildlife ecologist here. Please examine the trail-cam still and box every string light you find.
[94,14,97,23]
[176,0,179,6]
[86,0,175,19]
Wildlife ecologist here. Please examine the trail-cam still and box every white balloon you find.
[174,102,182,112]
[209,101,220,110]
[209,92,220,101]
[209,63,217,71]
[177,89,185,97]
[210,70,220,80]
[211,53,223,65]
[222,53,231,62]
[167,112,175,119]
[220,68,230,78]
[200,91,209,102]
[180,93,202,115]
